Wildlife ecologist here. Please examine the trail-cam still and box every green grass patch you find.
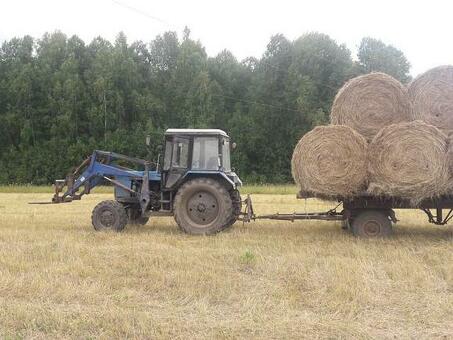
[239,250,256,264]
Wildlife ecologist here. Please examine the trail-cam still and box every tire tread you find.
[174,178,234,235]
[91,200,128,232]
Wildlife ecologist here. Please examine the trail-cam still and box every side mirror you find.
[231,142,237,150]
[146,135,151,146]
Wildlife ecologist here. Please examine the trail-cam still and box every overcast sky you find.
[0,0,451,76]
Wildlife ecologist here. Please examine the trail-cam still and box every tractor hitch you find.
[240,199,344,223]
[238,194,255,222]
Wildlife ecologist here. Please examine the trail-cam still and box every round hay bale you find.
[408,65,453,132]
[446,132,453,189]
[368,120,448,204]
[291,125,368,199]
[331,72,412,141]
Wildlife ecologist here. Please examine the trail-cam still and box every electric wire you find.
[107,0,338,115]
[110,0,171,26]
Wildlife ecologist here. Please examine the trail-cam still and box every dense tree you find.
[357,37,411,83]
[0,30,411,184]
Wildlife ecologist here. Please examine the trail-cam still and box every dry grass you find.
[0,191,452,339]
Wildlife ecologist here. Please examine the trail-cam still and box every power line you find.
[256,57,339,91]
[110,0,171,27]
[107,1,336,111]
[211,93,303,114]
[109,0,341,94]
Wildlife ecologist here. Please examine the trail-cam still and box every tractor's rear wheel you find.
[224,189,241,230]
[351,210,392,237]
[127,208,149,225]
[174,178,234,235]
[92,200,128,232]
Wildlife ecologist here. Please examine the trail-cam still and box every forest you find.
[0,29,411,184]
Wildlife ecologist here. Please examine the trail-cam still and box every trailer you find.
[243,191,453,237]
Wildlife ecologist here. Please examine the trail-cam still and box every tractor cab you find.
[161,129,242,190]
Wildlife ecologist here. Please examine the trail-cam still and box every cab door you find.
[162,137,190,189]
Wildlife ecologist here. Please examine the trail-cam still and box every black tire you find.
[351,210,392,237]
[92,200,128,232]
[127,208,149,225]
[223,189,241,230]
[174,178,234,235]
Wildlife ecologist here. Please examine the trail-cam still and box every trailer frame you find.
[242,191,453,237]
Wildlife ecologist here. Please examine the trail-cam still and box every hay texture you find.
[368,121,448,204]
[331,72,411,141]
[447,132,453,190]
[408,65,453,132]
[291,125,368,199]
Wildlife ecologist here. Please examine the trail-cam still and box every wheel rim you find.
[100,209,116,228]
[186,191,219,226]
[363,219,381,236]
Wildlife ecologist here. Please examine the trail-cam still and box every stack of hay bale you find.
[291,66,453,205]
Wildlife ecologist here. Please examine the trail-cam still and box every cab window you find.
[192,137,219,170]
[222,138,231,171]
[163,140,172,170]
[171,139,189,168]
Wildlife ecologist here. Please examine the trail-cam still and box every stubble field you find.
[0,187,452,339]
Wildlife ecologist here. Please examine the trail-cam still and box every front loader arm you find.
[51,150,147,204]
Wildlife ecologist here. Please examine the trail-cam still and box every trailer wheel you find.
[92,200,128,232]
[127,208,149,225]
[174,178,234,235]
[351,210,392,237]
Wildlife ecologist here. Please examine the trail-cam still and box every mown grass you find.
[0,191,451,338]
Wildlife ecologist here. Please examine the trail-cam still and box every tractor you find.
[46,129,251,235]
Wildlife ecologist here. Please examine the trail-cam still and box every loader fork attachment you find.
[53,177,91,203]
[52,156,92,203]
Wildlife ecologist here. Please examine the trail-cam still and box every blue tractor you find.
[48,129,252,235]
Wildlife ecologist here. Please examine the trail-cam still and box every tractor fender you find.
[180,171,237,190]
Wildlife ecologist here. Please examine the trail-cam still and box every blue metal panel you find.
[114,176,133,199]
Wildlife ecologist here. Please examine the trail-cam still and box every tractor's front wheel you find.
[174,178,234,235]
[92,200,128,232]
[127,208,150,225]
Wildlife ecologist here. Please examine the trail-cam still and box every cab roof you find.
[165,129,228,137]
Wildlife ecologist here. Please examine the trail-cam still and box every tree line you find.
[0,29,411,184]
